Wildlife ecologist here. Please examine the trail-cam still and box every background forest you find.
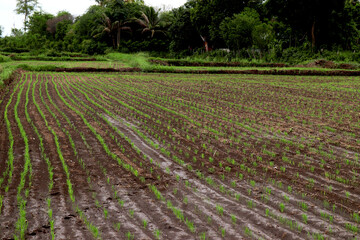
[0,0,360,63]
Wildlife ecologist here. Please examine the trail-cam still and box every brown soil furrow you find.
[18,79,51,239]
[0,77,28,238]
[125,188,197,240]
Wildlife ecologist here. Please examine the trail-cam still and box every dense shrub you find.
[0,54,11,63]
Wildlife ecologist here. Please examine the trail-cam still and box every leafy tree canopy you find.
[15,0,39,31]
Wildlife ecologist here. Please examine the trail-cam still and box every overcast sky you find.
[0,0,187,36]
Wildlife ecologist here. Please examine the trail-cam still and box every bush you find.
[0,47,29,53]
[80,39,106,55]
[279,47,315,64]
[106,52,152,70]
[0,66,16,87]
[0,54,11,63]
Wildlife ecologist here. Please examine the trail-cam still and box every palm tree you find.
[136,7,166,38]
[94,13,131,49]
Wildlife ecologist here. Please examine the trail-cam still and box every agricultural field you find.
[0,71,360,240]
[2,61,128,69]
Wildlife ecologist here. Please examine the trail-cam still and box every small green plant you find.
[244,227,252,236]
[250,180,256,187]
[155,229,161,239]
[231,214,237,224]
[221,227,226,237]
[129,209,134,217]
[247,200,254,209]
[302,214,308,224]
[126,231,134,240]
[279,203,285,213]
[216,204,224,216]
[115,223,121,231]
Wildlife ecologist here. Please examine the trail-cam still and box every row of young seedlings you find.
[49,74,352,239]
[92,76,279,238]
[79,75,278,238]
[12,75,33,240]
[0,78,20,214]
[93,73,360,238]
[121,75,360,209]
[1,75,53,239]
[195,74,359,132]
[55,74,228,238]
[74,74,348,239]
[2,71,356,238]
[73,75,242,238]
[96,75,340,199]
[26,74,56,239]
[139,75,359,188]
[47,74,164,239]
[59,74,206,239]
[144,74,360,173]
[39,75,115,238]
[31,75,101,239]
[55,74,186,239]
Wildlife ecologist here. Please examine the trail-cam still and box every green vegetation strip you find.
[0,77,20,201]
[13,74,32,240]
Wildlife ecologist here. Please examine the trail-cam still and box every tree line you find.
[0,0,359,59]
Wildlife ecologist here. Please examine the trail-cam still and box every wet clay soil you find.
[0,72,359,239]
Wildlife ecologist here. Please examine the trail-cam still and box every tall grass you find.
[0,54,11,63]
[0,66,16,87]
[105,52,160,71]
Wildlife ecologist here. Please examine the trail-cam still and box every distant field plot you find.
[0,72,359,239]
[3,61,128,69]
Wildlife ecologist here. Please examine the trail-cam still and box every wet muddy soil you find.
[0,72,359,239]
